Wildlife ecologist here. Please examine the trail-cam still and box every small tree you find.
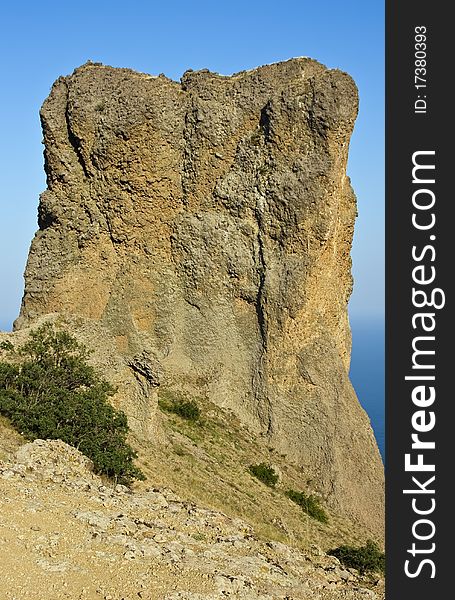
[0,323,144,485]
[158,390,201,422]
[248,463,279,487]
[285,489,329,524]
[328,540,385,574]
[168,399,200,421]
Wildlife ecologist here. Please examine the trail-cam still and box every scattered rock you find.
[0,438,384,599]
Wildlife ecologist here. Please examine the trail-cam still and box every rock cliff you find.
[16,59,383,538]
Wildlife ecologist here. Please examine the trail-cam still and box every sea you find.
[349,318,385,462]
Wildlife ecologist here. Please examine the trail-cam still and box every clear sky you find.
[0,0,384,331]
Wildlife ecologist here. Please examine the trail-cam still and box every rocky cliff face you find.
[16,59,383,537]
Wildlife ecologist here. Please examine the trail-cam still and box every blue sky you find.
[0,0,384,330]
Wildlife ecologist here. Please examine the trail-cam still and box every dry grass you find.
[0,389,372,552]
[134,393,371,552]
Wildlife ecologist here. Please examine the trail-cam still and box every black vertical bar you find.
[386,2,452,597]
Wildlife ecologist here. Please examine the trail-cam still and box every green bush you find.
[248,463,279,487]
[158,390,200,422]
[171,399,200,421]
[0,324,144,486]
[328,540,385,574]
[285,489,329,524]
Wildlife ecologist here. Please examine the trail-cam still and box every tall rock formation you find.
[16,59,384,537]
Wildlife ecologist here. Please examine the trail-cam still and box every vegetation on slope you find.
[329,540,385,574]
[149,386,378,554]
[158,389,201,422]
[0,324,144,485]
[248,463,279,488]
[285,489,329,524]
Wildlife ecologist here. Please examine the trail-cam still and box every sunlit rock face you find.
[17,59,384,538]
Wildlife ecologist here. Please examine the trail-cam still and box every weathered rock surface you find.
[0,439,384,599]
[16,59,383,536]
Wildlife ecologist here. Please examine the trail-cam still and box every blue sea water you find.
[349,318,385,462]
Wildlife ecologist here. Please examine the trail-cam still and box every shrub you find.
[158,390,200,422]
[248,463,279,487]
[328,540,385,574]
[172,399,200,421]
[0,323,144,485]
[285,489,329,524]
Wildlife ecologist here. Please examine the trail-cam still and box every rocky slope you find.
[0,437,384,599]
[14,59,383,537]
